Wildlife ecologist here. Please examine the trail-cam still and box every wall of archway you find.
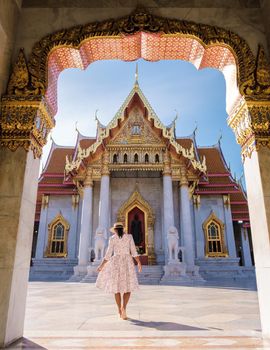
[1,3,270,346]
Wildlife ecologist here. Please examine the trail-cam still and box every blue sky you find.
[43,59,243,181]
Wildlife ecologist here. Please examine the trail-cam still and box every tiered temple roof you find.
[36,133,250,227]
[36,76,249,226]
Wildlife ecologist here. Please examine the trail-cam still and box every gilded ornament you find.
[23,8,255,103]
[7,48,45,96]
[202,211,228,258]
[117,187,155,263]
[0,96,54,158]
[228,100,270,160]
[45,213,70,258]
[240,45,270,100]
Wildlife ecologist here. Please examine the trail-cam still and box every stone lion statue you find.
[167,226,180,262]
[94,227,108,261]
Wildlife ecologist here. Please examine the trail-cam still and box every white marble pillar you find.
[163,174,175,262]
[244,147,270,337]
[88,152,111,269]
[0,149,40,347]
[98,174,110,231]
[35,196,49,259]
[179,179,195,270]
[240,226,252,267]
[223,197,237,258]
[74,175,93,276]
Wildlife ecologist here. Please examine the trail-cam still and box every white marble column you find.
[162,150,175,263]
[89,152,110,269]
[244,147,270,337]
[223,196,237,258]
[179,178,195,270]
[35,195,49,259]
[0,149,40,347]
[98,174,110,231]
[74,174,93,276]
[240,226,252,267]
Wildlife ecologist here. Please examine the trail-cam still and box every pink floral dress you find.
[95,233,140,293]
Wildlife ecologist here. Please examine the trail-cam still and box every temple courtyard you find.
[6,280,270,349]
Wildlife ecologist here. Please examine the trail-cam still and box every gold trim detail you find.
[7,48,45,96]
[202,212,228,258]
[42,194,49,209]
[240,45,270,101]
[1,51,54,158]
[72,194,80,209]
[117,188,156,264]
[223,194,230,208]
[228,100,270,160]
[45,213,70,258]
[193,194,201,208]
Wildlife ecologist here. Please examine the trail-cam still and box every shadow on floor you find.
[128,318,207,331]
[4,337,47,350]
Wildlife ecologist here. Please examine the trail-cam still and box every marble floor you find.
[6,281,270,349]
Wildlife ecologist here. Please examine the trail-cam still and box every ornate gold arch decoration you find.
[6,8,269,100]
[202,211,228,258]
[117,187,155,263]
[117,188,155,227]
[2,8,270,159]
[45,213,70,258]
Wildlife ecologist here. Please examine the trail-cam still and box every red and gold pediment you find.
[108,105,164,146]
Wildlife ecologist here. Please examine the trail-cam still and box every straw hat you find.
[109,222,124,234]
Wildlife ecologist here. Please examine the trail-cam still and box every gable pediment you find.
[108,105,165,146]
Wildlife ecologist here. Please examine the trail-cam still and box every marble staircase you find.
[80,265,164,284]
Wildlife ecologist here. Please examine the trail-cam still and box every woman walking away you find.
[95,222,142,320]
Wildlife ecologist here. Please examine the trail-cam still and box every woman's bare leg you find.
[123,292,131,309]
[114,293,121,316]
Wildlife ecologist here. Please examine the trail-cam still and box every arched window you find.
[45,214,70,257]
[145,153,149,163]
[203,212,227,257]
[134,153,139,163]
[155,154,159,163]
[113,154,118,163]
[123,153,128,163]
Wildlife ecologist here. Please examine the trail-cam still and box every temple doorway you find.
[128,206,147,264]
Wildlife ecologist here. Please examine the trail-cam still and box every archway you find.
[0,9,270,346]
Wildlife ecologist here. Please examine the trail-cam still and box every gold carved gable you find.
[109,107,163,146]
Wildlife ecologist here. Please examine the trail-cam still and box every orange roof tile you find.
[44,147,74,174]
[79,138,96,149]
[175,138,193,149]
[198,147,228,174]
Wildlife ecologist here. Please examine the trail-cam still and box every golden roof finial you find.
[134,62,139,87]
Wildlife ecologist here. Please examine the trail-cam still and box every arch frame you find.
[202,211,228,258]
[1,8,270,160]
[45,212,70,258]
[117,188,155,263]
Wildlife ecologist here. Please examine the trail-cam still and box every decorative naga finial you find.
[193,121,198,135]
[218,129,223,144]
[134,62,139,87]
[94,109,99,122]
[173,109,178,123]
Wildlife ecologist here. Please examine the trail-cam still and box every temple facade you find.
[31,80,254,283]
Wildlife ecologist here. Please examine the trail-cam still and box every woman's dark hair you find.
[115,227,124,238]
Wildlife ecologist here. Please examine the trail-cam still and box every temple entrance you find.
[117,188,155,265]
[128,206,147,264]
